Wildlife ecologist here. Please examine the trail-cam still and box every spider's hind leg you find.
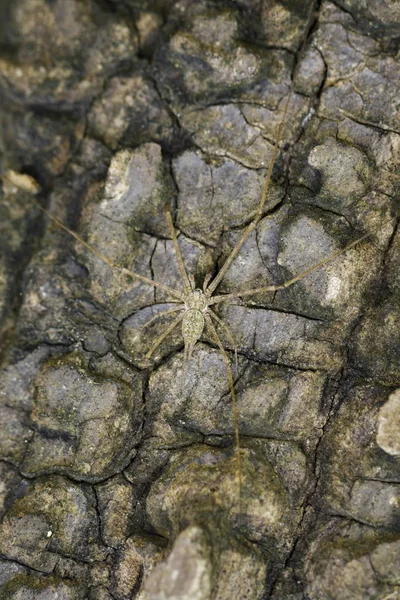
[204,313,242,497]
[209,309,238,371]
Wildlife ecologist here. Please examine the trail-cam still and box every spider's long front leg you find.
[209,229,373,306]
[205,1,317,297]
[32,200,184,301]
[164,205,193,293]
[205,101,290,297]
[204,313,242,496]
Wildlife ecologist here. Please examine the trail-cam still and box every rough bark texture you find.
[0,1,399,599]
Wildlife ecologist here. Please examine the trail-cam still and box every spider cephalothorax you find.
[183,288,209,311]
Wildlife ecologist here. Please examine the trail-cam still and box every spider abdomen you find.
[182,309,205,345]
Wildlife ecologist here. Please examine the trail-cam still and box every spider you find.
[31,142,373,494]
[27,1,380,495]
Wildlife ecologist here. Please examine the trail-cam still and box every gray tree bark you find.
[0,0,399,598]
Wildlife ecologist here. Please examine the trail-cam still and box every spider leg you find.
[203,272,213,292]
[205,109,291,296]
[205,2,316,297]
[164,205,193,292]
[180,341,196,388]
[33,200,184,300]
[145,313,184,359]
[189,273,196,290]
[209,229,373,305]
[146,315,183,358]
[204,313,242,497]
[209,309,238,371]
[141,305,184,329]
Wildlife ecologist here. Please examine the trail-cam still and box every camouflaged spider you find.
[28,1,376,494]
[32,128,372,494]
